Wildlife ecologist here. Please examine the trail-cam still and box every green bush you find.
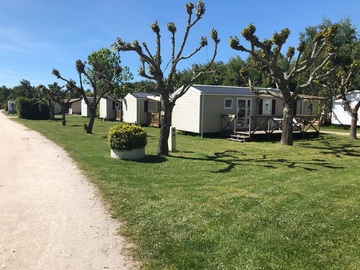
[16,97,49,120]
[108,124,147,151]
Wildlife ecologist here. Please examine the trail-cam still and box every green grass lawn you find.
[321,124,351,133]
[12,115,360,269]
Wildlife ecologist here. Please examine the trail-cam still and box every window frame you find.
[224,98,233,109]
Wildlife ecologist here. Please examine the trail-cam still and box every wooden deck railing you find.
[221,114,321,139]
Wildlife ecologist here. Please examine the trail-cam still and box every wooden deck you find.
[222,114,321,141]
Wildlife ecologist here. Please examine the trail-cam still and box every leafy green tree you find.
[223,56,247,86]
[319,25,360,138]
[122,80,156,95]
[0,85,11,109]
[53,48,133,133]
[300,18,360,137]
[12,79,35,99]
[177,61,225,86]
[229,23,337,145]
[113,1,220,156]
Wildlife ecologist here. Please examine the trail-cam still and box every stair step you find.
[230,134,249,139]
[227,138,245,142]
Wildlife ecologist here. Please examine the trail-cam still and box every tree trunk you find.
[60,104,66,126]
[281,102,294,146]
[157,101,174,156]
[349,110,358,140]
[49,106,55,120]
[86,108,97,134]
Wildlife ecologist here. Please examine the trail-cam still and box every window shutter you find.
[272,99,276,115]
[144,100,148,112]
[258,99,263,115]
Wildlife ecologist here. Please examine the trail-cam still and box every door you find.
[237,99,251,128]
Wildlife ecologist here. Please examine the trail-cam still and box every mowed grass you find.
[13,115,360,269]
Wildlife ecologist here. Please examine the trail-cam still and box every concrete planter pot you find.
[110,147,145,160]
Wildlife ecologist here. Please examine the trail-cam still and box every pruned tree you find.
[34,84,59,120]
[113,0,220,156]
[331,60,360,139]
[229,23,338,145]
[308,18,360,139]
[34,82,75,124]
[53,48,132,133]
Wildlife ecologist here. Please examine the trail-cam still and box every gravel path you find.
[0,112,139,270]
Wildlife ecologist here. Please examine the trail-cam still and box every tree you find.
[0,85,11,109]
[53,48,132,133]
[113,1,220,156]
[37,82,76,125]
[177,61,225,86]
[34,83,60,120]
[12,79,35,99]
[300,18,360,136]
[223,56,247,86]
[333,59,360,139]
[229,23,337,145]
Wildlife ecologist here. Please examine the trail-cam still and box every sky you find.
[1,0,360,88]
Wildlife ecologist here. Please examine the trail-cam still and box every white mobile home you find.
[172,84,321,136]
[332,90,360,126]
[7,100,16,113]
[81,97,95,117]
[68,98,82,115]
[99,95,122,120]
[122,92,161,126]
[53,98,81,115]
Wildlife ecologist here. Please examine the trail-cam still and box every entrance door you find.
[237,99,251,128]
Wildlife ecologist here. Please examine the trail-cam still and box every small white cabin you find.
[332,90,360,126]
[7,100,16,113]
[122,92,161,126]
[81,97,95,117]
[68,98,82,115]
[99,95,122,120]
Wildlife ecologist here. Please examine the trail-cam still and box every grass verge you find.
[12,115,360,269]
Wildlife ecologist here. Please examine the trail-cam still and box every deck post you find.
[249,117,252,139]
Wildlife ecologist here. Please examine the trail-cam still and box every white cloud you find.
[0,26,55,54]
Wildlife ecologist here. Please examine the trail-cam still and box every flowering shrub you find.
[108,124,147,151]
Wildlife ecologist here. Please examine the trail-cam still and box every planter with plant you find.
[108,124,147,160]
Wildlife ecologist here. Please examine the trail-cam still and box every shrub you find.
[108,124,147,151]
[16,97,49,120]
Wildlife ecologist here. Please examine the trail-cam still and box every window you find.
[258,99,276,115]
[224,98,233,109]
[145,100,158,113]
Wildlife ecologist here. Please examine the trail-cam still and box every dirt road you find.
[0,112,138,269]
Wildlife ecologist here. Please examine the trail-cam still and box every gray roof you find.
[131,92,153,98]
[192,84,279,96]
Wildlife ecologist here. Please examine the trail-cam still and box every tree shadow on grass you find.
[138,154,167,164]
[298,136,360,158]
[173,149,344,173]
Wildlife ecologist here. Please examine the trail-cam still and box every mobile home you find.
[332,90,360,126]
[172,84,321,137]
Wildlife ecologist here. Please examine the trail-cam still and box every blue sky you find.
[1,0,359,88]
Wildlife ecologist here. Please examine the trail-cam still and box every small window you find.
[262,99,272,115]
[147,101,158,113]
[224,98,233,109]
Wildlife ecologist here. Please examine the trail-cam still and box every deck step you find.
[228,133,250,142]
[227,137,245,142]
